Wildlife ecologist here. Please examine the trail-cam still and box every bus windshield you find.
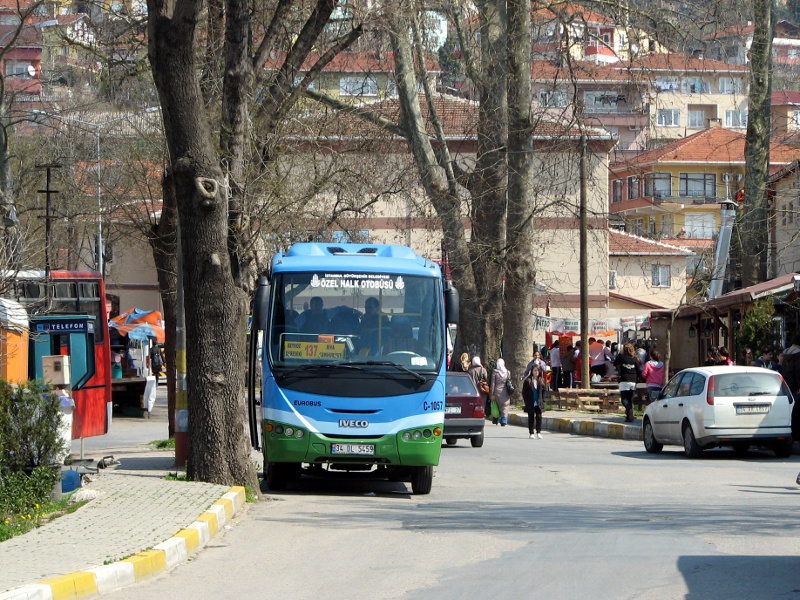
[268,272,443,372]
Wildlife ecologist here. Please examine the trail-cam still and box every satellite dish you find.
[26,65,36,77]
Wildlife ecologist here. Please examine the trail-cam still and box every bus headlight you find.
[412,430,422,440]
[295,429,305,438]
[285,427,294,436]
[402,432,412,441]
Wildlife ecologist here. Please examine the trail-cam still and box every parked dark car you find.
[444,373,485,447]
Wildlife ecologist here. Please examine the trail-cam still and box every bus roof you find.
[272,243,441,278]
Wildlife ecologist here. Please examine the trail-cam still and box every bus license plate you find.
[445,405,461,414]
[736,404,769,414]
[331,443,375,455]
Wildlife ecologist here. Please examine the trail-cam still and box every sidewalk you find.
[0,445,247,600]
[0,409,631,600]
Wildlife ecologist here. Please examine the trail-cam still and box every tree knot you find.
[195,177,219,207]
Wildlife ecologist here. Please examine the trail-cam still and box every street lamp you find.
[31,108,159,274]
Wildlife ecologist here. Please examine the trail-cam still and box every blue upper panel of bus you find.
[272,243,441,278]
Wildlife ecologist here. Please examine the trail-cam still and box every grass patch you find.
[150,438,176,450]
[0,494,88,542]
[165,472,189,481]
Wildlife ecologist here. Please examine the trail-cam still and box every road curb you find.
[0,486,246,600]
[507,411,643,441]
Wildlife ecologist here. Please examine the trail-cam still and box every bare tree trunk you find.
[147,0,257,488]
[152,170,179,438]
[741,0,773,287]
[388,6,483,359]
[471,0,507,361]
[503,0,535,390]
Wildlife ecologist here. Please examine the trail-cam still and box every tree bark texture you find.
[503,0,536,391]
[388,7,484,361]
[147,0,257,489]
[742,0,773,287]
[470,0,508,361]
[152,171,179,438]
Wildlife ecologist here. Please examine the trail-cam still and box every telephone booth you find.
[29,315,107,438]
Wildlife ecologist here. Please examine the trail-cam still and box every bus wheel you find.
[265,463,288,491]
[410,466,433,495]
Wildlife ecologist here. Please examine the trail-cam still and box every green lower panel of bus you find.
[262,419,443,467]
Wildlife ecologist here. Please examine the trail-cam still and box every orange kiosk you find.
[0,298,29,384]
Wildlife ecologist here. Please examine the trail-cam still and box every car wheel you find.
[732,442,749,456]
[774,437,794,458]
[643,419,663,454]
[445,437,457,446]
[682,423,703,458]
[410,465,433,494]
[471,429,485,448]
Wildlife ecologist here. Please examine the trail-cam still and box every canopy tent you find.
[109,308,165,343]
[533,314,651,338]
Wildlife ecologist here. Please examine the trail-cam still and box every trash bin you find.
[57,393,75,463]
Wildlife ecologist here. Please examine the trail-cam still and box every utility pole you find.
[36,164,61,290]
[579,135,589,388]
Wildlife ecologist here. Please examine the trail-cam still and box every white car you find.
[642,366,794,458]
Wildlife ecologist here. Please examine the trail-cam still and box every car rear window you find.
[713,373,787,397]
[446,375,478,396]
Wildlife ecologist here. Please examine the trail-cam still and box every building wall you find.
[103,234,161,316]
[649,87,747,144]
[772,171,800,275]
[610,252,688,308]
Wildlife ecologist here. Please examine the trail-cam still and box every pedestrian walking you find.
[150,343,165,385]
[718,346,734,365]
[561,344,575,388]
[614,342,639,422]
[753,346,779,371]
[548,341,561,394]
[641,349,665,402]
[522,365,546,438]
[467,356,490,413]
[490,357,512,426]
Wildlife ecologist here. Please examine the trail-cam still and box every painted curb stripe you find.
[0,487,244,600]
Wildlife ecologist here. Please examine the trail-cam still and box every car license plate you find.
[446,405,461,414]
[736,404,770,414]
[331,443,375,455]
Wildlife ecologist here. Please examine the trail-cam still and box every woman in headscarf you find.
[467,356,490,413]
[490,357,512,426]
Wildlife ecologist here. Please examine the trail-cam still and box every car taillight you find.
[706,375,715,405]
[474,404,485,418]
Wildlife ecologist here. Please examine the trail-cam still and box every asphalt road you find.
[100,422,800,600]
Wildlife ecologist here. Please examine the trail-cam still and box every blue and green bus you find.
[247,243,458,494]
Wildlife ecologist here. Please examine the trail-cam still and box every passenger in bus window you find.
[299,296,329,333]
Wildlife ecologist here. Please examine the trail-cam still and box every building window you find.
[612,179,623,203]
[681,77,709,94]
[584,91,625,113]
[644,172,671,198]
[789,48,800,59]
[540,89,567,107]
[630,218,644,235]
[627,176,640,200]
[651,264,671,287]
[688,110,705,129]
[783,203,788,226]
[725,110,748,128]
[794,111,800,127]
[684,213,715,238]
[654,77,679,92]
[4,61,33,78]
[679,173,716,198]
[660,214,673,237]
[293,76,315,91]
[339,76,378,97]
[657,109,680,127]
[719,77,743,94]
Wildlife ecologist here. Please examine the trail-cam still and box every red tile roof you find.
[610,127,800,171]
[703,22,755,40]
[609,229,694,255]
[532,2,614,25]
[773,89,800,105]
[288,94,613,141]
[532,53,747,82]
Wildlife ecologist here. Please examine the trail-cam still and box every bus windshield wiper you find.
[347,360,427,383]
[276,362,363,380]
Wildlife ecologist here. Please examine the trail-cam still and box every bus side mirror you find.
[252,275,270,331]
[444,281,459,325]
